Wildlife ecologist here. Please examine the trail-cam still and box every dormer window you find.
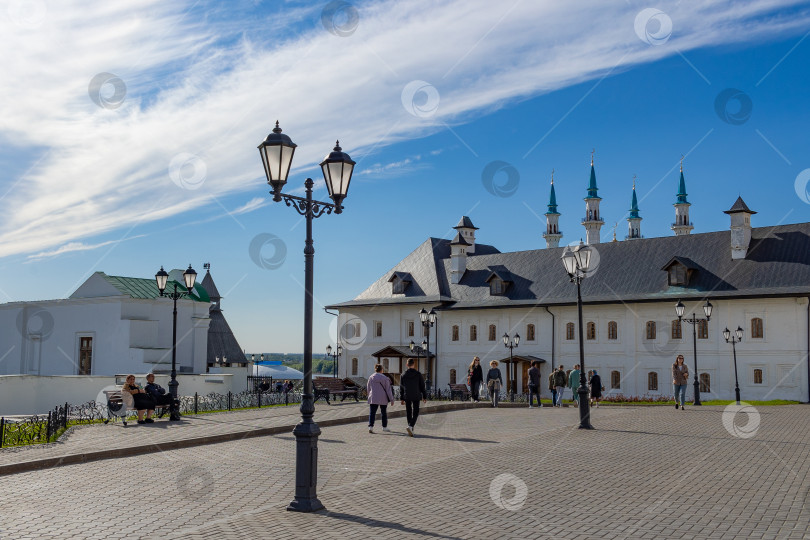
[485,266,514,297]
[388,271,413,295]
[661,257,697,287]
[490,279,506,295]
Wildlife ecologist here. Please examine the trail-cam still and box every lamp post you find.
[723,326,743,405]
[258,121,355,513]
[561,241,594,430]
[675,299,713,406]
[155,264,198,421]
[326,344,342,379]
[419,308,437,396]
[503,332,520,401]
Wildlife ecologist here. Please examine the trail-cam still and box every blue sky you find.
[1,0,810,353]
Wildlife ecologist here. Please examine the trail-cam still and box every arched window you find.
[648,372,658,391]
[697,319,708,339]
[382,358,389,372]
[610,370,621,389]
[751,318,763,339]
[470,325,477,341]
[407,321,414,337]
[607,321,617,340]
[753,369,763,384]
[671,320,682,339]
[488,324,496,341]
[566,322,575,340]
[451,325,459,341]
[586,322,596,340]
[351,358,358,375]
[450,369,457,385]
[645,321,656,340]
[699,373,711,392]
[527,324,536,341]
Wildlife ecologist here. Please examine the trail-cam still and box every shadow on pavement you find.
[321,511,463,539]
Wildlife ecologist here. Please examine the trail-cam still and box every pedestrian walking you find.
[553,365,568,407]
[468,356,484,402]
[567,364,581,407]
[589,369,603,407]
[400,358,427,436]
[367,364,395,433]
[486,360,503,408]
[527,361,542,408]
[672,354,690,410]
[548,369,557,405]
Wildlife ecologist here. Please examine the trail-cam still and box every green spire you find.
[586,151,600,199]
[546,170,559,215]
[676,157,688,204]
[629,179,640,219]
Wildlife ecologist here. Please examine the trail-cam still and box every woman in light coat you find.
[367,364,395,433]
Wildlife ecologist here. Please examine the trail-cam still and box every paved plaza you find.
[1,403,809,539]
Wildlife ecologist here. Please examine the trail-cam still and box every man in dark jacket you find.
[553,365,568,407]
[527,361,541,408]
[400,358,427,437]
[145,373,179,418]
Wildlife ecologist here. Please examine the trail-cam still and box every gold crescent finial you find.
[633,174,636,189]
[591,148,595,166]
[680,154,684,172]
[551,168,554,184]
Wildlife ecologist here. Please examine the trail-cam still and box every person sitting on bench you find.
[144,373,179,416]
[121,374,156,424]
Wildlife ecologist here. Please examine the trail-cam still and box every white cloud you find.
[1,0,808,258]
[25,235,147,261]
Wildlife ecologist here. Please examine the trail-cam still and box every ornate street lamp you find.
[258,121,354,513]
[155,264,197,421]
[503,332,520,401]
[723,326,744,405]
[676,299,713,406]
[419,308,437,396]
[326,344,342,379]
[561,241,594,429]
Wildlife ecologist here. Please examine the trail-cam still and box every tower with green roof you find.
[626,177,642,240]
[543,171,562,248]
[672,158,694,236]
[582,151,604,244]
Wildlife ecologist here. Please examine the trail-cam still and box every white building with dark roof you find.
[328,168,810,403]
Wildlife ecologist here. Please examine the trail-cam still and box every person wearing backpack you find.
[553,365,568,407]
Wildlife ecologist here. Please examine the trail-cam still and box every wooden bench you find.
[448,383,470,401]
[313,378,359,404]
[102,390,169,426]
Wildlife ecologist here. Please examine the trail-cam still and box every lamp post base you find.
[577,386,593,430]
[168,379,180,421]
[735,386,741,406]
[693,380,702,406]
[287,398,324,513]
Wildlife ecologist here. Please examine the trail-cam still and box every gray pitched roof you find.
[725,197,756,214]
[328,223,810,310]
[454,216,479,230]
[450,233,470,246]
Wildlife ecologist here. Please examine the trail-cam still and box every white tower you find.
[582,152,604,244]
[725,197,756,260]
[672,158,694,236]
[543,170,562,248]
[626,177,642,240]
[453,216,477,254]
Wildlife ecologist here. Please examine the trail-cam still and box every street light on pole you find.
[723,326,743,405]
[258,121,355,513]
[675,299,713,406]
[502,332,520,401]
[561,241,594,430]
[419,308,437,396]
[155,264,197,421]
[326,344,342,379]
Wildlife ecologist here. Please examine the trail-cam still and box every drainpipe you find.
[544,306,555,370]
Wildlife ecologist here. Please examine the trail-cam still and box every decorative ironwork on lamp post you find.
[561,241,594,429]
[723,326,743,405]
[503,332,520,401]
[419,308,437,396]
[675,299,713,406]
[326,344,342,379]
[155,264,198,421]
[258,121,355,513]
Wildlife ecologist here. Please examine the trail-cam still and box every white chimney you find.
[450,232,469,284]
[724,197,756,260]
[452,216,478,254]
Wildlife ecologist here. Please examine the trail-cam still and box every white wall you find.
[0,369,248,416]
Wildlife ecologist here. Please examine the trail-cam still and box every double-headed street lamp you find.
[723,326,744,405]
[562,241,594,430]
[325,344,342,379]
[675,299,713,406]
[155,264,198,421]
[419,308,437,394]
[258,121,355,513]
[410,339,427,374]
[503,332,520,401]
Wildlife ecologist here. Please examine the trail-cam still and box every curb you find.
[0,402,478,477]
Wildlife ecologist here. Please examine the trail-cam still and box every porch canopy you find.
[496,355,546,394]
[372,345,435,378]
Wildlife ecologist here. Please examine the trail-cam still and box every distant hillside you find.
[246,352,335,374]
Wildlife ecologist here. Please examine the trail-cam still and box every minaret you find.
[582,150,604,244]
[543,170,562,248]
[626,177,642,240]
[672,157,694,236]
